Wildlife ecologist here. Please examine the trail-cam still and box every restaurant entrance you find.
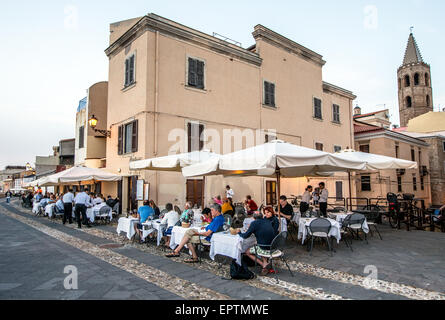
[186,179,204,208]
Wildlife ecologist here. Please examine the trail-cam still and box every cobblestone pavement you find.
[1,199,444,300]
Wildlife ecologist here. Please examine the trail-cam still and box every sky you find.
[0,0,444,170]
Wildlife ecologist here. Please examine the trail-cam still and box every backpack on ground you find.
[230,259,255,280]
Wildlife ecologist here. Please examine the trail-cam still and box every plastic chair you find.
[305,218,333,256]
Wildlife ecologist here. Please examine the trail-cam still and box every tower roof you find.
[403,33,424,65]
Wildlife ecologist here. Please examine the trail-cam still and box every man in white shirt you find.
[161,203,179,248]
[318,182,329,217]
[74,189,92,228]
[300,185,313,214]
[226,185,234,200]
[92,194,104,206]
[62,188,74,225]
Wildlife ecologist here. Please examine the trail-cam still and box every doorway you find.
[127,176,138,212]
[186,179,204,208]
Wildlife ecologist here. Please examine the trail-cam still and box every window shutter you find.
[270,83,275,106]
[118,125,123,155]
[125,59,129,86]
[131,120,138,153]
[129,55,135,84]
[199,124,204,151]
[196,60,204,89]
[187,123,192,152]
[264,82,270,105]
[188,58,197,87]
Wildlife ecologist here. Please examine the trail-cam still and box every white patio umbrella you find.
[182,140,367,222]
[129,150,220,172]
[333,149,418,210]
[36,166,121,186]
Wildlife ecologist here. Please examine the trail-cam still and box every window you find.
[334,145,342,153]
[404,75,410,87]
[187,57,205,89]
[124,54,135,87]
[443,141,445,152]
[313,98,322,120]
[118,120,138,155]
[397,176,402,192]
[332,104,340,123]
[413,176,417,191]
[263,81,276,107]
[187,122,204,152]
[335,181,343,200]
[420,176,424,191]
[359,144,370,153]
[425,73,430,86]
[411,149,415,162]
[78,126,84,149]
[361,176,371,191]
[426,95,430,107]
[315,142,323,151]
[395,145,400,158]
[414,73,420,86]
[266,181,277,206]
[406,96,412,108]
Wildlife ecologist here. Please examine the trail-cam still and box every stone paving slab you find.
[0,210,182,300]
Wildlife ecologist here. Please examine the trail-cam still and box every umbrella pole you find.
[277,171,281,230]
[348,172,352,211]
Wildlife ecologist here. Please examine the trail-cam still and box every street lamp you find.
[88,114,111,138]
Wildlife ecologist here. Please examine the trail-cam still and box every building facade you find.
[354,120,432,205]
[74,81,108,168]
[103,14,357,211]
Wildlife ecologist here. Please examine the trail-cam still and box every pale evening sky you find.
[0,0,444,169]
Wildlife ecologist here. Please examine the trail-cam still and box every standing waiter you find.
[318,182,329,217]
[74,188,92,228]
[62,188,74,225]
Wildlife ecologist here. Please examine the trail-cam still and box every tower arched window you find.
[406,96,412,108]
[414,73,420,86]
[398,78,402,90]
[426,95,430,107]
[404,75,411,87]
[425,73,430,86]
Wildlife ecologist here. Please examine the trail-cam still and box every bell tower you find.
[397,31,433,127]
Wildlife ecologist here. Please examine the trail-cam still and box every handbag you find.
[229,259,255,280]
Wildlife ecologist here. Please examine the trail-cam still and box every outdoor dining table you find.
[32,201,40,214]
[169,225,202,250]
[328,212,370,233]
[71,205,111,223]
[45,203,56,217]
[209,232,256,265]
[297,217,342,244]
[116,217,139,240]
[141,219,166,246]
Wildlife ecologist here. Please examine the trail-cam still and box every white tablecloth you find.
[169,226,202,250]
[140,219,166,246]
[209,232,256,265]
[298,218,342,244]
[46,204,56,217]
[32,202,40,214]
[329,213,370,233]
[116,217,139,240]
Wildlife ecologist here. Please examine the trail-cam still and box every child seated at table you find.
[201,208,212,224]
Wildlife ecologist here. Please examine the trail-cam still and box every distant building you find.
[74,82,108,168]
[0,166,26,192]
[353,106,391,129]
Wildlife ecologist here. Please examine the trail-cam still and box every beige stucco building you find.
[354,120,432,205]
[102,14,357,211]
[74,82,108,169]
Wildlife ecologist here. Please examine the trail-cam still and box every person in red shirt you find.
[245,195,258,214]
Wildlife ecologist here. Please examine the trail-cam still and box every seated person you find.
[245,195,258,214]
[55,197,65,213]
[48,195,56,204]
[106,195,117,208]
[166,204,224,263]
[149,200,160,219]
[35,192,43,202]
[180,201,193,222]
[276,195,294,221]
[213,195,223,205]
[263,206,279,236]
[201,208,212,224]
[237,212,276,276]
[92,194,104,206]
[221,198,234,214]
[161,203,180,248]
[134,200,155,243]
[39,196,49,209]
